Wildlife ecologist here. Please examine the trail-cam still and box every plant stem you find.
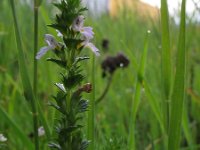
[33,1,38,95]
[88,55,95,150]
[95,75,113,104]
[33,1,39,149]
[10,0,39,149]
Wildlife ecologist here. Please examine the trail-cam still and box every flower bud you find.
[81,83,92,93]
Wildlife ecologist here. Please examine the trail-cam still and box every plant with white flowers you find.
[36,0,99,149]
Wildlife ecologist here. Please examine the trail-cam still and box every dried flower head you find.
[115,52,130,68]
[102,39,109,50]
[81,83,92,93]
[101,52,130,77]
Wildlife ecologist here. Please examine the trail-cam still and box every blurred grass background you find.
[1,0,200,149]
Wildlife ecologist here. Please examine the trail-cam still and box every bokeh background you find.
[1,0,200,149]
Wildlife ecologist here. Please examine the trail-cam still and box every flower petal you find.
[72,15,85,32]
[38,126,45,137]
[85,42,100,56]
[36,46,51,59]
[44,34,57,48]
[81,27,94,40]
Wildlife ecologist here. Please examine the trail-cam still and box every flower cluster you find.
[36,16,99,59]
[36,0,99,149]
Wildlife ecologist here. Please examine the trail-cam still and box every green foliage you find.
[1,0,200,149]
[161,0,172,132]
[168,0,186,149]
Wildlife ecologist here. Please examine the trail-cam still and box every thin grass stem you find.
[9,0,39,149]
[33,1,38,95]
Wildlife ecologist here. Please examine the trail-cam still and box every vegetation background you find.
[1,0,200,149]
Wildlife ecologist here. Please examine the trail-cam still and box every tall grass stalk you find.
[9,0,39,149]
[128,31,150,150]
[168,0,186,149]
[161,0,172,132]
[34,0,52,141]
[88,55,96,150]
[33,0,39,95]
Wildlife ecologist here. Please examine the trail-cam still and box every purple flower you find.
[72,16,100,56]
[36,34,58,59]
[72,16,94,40]
[81,38,100,56]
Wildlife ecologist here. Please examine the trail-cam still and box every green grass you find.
[1,0,200,149]
[168,0,186,149]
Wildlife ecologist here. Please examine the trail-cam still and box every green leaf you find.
[63,38,83,50]
[47,58,67,68]
[161,0,172,132]
[128,30,150,150]
[168,0,186,149]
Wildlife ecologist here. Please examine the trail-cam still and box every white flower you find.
[55,83,66,92]
[0,134,7,142]
[36,34,58,59]
[38,126,45,137]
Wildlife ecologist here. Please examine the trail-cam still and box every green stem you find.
[95,75,113,104]
[88,55,95,150]
[33,1,38,95]
[9,0,39,149]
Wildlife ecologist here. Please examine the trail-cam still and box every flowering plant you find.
[36,0,99,149]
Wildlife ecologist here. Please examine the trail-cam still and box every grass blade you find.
[128,30,150,150]
[168,0,186,149]
[161,0,172,132]
[143,80,165,133]
[182,105,194,149]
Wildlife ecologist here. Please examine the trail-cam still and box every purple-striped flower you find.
[72,16,94,40]
[36,34,59,59]
[72,16,100,56]
[81,38,100,56]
